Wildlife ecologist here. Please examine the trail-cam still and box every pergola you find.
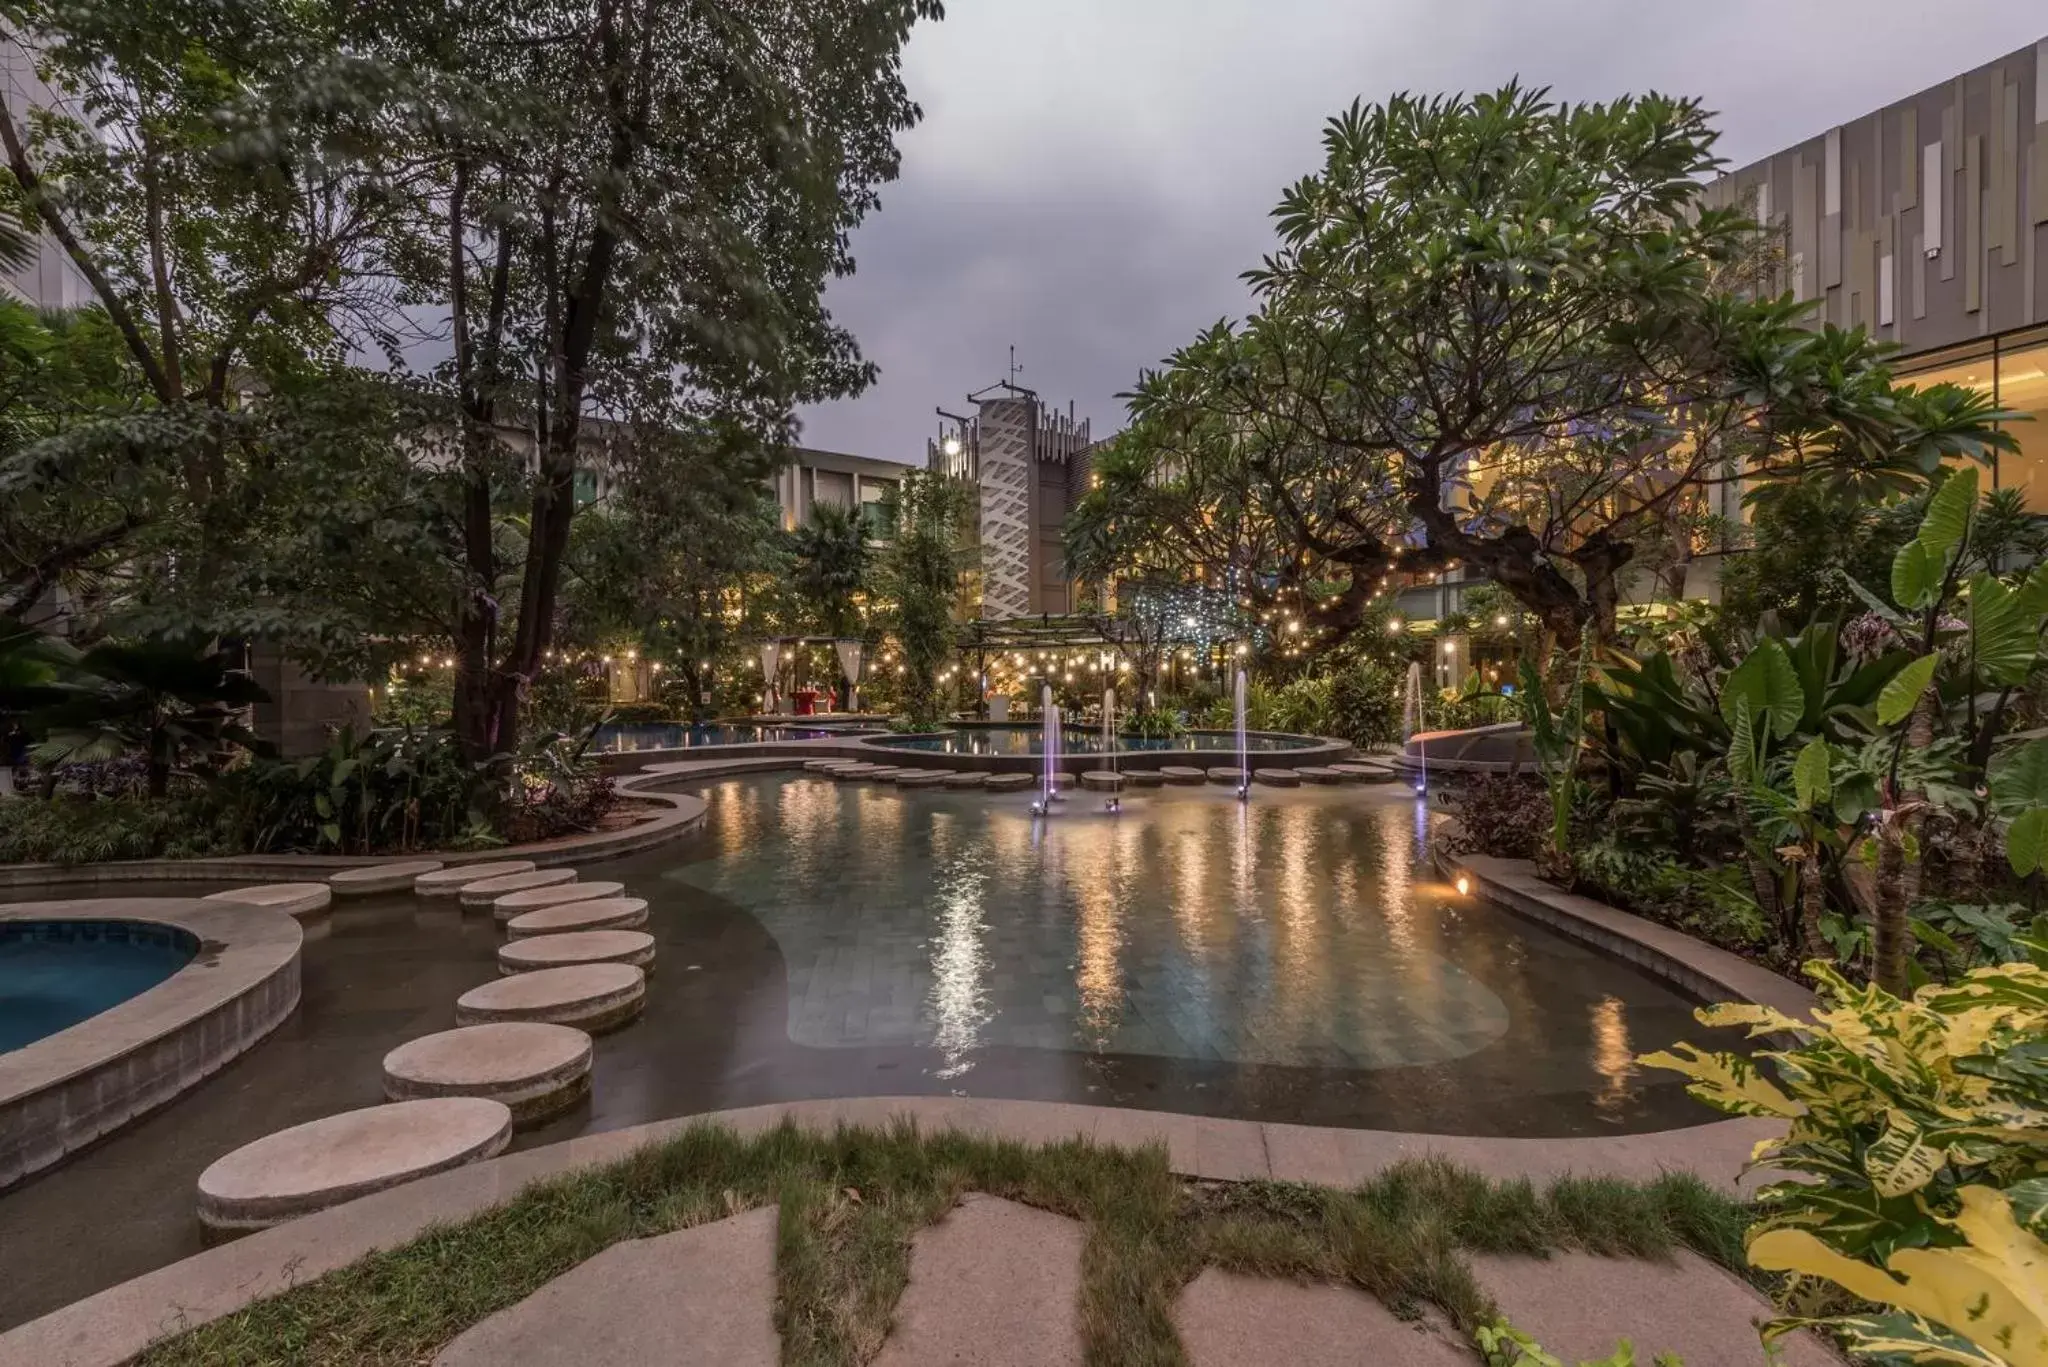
[756,635,868,713]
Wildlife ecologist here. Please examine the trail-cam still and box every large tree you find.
[386,0,937,757]
[0,0,421,619]
[1125,84,1830,649]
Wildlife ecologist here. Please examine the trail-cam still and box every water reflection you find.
[669,778,1514,1070]
[1590,995,1640,1117]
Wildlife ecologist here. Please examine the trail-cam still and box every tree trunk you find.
[1795,852,1830,964]
[1872,693,1937,994]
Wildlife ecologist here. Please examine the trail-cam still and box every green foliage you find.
[24,637,270,798]
[786,502,872,638]
[874,474,972,728]
[0,793,236,864]
[1646,961,2048,1366]
[1477,1320,1680,1367]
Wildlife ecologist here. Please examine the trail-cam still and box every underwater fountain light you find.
[1455,875,1471,896]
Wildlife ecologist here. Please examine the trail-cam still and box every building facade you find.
[2,38,89,309]
[770,447,909,537]
[928,383,1097,619]
[1706,35,2048,507]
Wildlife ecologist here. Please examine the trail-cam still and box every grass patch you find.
[137,1123,1756,1367]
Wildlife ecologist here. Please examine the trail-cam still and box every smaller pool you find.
[591,722,853,754]
[878,725,1319,756]
[0,920,197,1053]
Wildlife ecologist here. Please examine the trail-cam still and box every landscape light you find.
[1455,875,1471,896]
[942,435,962,457]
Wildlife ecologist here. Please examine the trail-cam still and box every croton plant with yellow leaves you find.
[1641,955,2047,1366]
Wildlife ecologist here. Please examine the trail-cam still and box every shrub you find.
[1441,775,1550,861]
[1329,660,1403,747]
[0,793,234,863]
[1643,958,2048,1364]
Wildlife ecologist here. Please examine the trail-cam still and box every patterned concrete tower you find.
[929,383,1096,620]
[970,396,1036,619]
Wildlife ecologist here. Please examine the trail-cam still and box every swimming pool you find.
[0,919,197,1053]
[0,777,1744,1327]
[879,725,1318,756]
[590,722,853,753]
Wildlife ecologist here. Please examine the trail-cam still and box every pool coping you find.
[594,731,1357,776]
[0,775,711,893]
[1433,846,1817,1025]
[0,1095,1785,1367]
[0,899,303,1192]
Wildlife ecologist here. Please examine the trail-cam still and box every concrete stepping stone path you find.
[1253,768,1302,787]
[1294,766,1345,784]
[1331,762,1397,784]
[832,763,884,779]
[202,883,331,920]
[1206,767,1248,785]
[1173,1268,1471,1366]
[1473,1252,1835,1366]
[1159,766,1208,785]
[382,1023,593,1125]
[329,860,444,897]
[433,1206,780,1367]
[1078,770,1126,792]
[943,771,990,788]
[506,896,648,939]
[415,861,536,897]
[455,964,647,1033]
[873,1194,1084,1366]
[498,928,655,976]
[195,1098,510,1237]
[1123,769,1165,787]
[985,772,1035,792]
[894,770,948,787]
[459,868,576,908]
[491,880,625,922]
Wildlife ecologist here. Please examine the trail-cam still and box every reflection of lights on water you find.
[928,850,991,1078]
[1590,995,1638,1116]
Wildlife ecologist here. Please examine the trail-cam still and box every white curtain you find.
[760,642,782,714]
[834,640,863,712]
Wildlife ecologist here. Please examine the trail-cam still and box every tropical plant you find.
[787,502,872,638]
[1477,1320,1680,1367]
[1643,956,2048,1365]
[874,473,972,729]
[26,639,269,797]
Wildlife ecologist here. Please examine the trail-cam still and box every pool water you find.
[0,779,1745,1328]
[880,725,1316,755]
[590,722,847,754]
[0,920,197,1053]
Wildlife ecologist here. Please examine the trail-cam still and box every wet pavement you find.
[0,776,1738,1329]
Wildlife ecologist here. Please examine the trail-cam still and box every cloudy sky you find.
[797,1,2045,465]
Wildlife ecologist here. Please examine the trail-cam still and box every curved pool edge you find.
[0,900,303,1191]
[0,1094,1783,1367]
[1433,844,1817,1024]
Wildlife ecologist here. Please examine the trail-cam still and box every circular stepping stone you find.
[455,963,647,1033]
[506,896,648,939]
[415,861,536,898]
[1159,766,1207,785]
[1052,772,1078,788]
[864,767,915,780]
[195,1098,511,1236]
[1123,770,1165,787]
[1254,768,1302,787]
[802,758,844,772]
[498,929,655,976]
[328,860,444,897]
[1331,762,1399,784]
[896,770,948,787]
[382,1023,592,1124]
[492,880,625,922]
[943,771,990,788]
[1295,767,1345,784]
[202,883,331,920]
[985,772,1034,792]
[1207,767,1248,785]
[1078,770,1126,792]
[459,868,577,908]
[832,763,883,779]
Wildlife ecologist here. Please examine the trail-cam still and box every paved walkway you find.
[0,1097,1790,1367]
[437,1195,1822,1366]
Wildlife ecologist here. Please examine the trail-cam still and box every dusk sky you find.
[796,2,2046,465]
